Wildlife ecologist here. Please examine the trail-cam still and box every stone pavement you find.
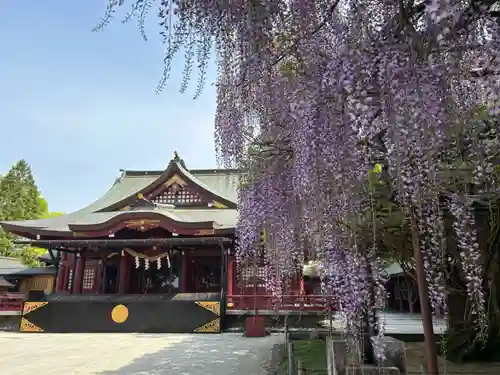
[0,332,284,375]
[319,311,447,334]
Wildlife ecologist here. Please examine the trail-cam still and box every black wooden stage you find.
[19,293,222,334]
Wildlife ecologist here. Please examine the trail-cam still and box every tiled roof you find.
[0,256,56,277]
[0,277,14,287]
[0,256,27,276]
[38,250,60,264]
[0,157,241,236]
[384,262,413,276]
[9,266,57,276]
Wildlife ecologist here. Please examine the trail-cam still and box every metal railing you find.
[226,294,336,311]
[0,293,24,312]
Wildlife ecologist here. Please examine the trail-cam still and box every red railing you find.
[0,293,24,313]
[226,294,335,311]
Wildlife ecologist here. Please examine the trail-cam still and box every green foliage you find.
[39,196,64,219]
[0,160,63,267]
[41,211,64,218]
[0,160,43,220]
[39,196,49,215]
[20,247,47,267]
[359,109,500,362]
[278,340,326,375]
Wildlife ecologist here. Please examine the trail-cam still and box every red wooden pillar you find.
[180,252,188,293]
[55,264,66,292]
[73,255,85,294]
[118,252,128,294]
[64,253,73,291]
[226,256,236,308]
[228,256,235,297]
[55,252,67,292]
[96,259,104,294]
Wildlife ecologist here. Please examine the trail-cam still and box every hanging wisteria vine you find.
[97,0,500,358]
[447,194,485,322]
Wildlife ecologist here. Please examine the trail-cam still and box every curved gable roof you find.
[0,155,242,238]
[99,159,239,211]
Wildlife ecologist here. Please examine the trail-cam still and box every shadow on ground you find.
[96,333,280,375]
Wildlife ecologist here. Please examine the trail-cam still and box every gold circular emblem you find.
[111,304,129,324]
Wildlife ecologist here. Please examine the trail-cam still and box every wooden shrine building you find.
[0,152,330,334]
[0,153,240,333]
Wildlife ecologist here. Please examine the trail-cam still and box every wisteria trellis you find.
[98,0,500,356]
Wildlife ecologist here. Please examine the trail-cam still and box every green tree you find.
[0,160,62,266]
[39,196,64,218]
[39,196,48,216]
[24,197,65,267]
[0,160,42,221]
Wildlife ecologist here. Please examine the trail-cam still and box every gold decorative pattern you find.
[154,183,203,205]
[72,232,88,237]
[119,205,131,211]
[166,174,187,187]
[124,219,161,232]
[195,301,220,316]
[23,302,48,315]
[111,304,129,324]
[194,317,220,333]
[194,229,215,236]
[211,201,228,209]
[20,317,43,332]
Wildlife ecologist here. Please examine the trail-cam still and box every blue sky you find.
[0,1,218,213]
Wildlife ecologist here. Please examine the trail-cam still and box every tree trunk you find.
[363,262,378,365]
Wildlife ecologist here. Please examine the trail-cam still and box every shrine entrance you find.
[191,257,222,293]
[18,237,230,333]
[125,253,221,295]
[128,255,180,295]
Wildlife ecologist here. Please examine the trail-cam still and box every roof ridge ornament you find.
[172,151,187,170]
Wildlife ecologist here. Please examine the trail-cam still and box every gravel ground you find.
[0,332,284,375]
